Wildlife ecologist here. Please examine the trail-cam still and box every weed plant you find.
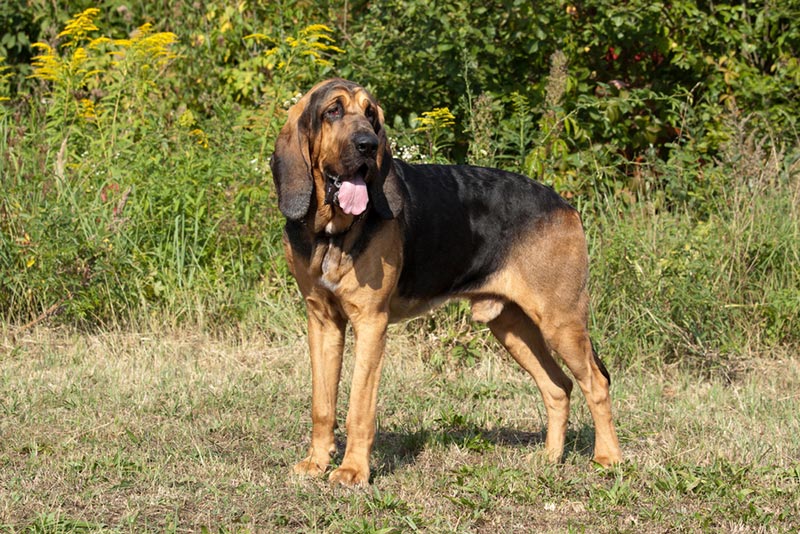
[1,5,799,531]
[1,5,798,366]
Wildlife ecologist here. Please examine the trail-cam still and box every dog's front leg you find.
[294,295,346,477]
[328,312,388,487]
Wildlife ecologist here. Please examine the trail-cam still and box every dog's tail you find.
[591,339,611,386]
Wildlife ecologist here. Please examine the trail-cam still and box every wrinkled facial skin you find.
[270,78,400,222]
[303,80,387,184]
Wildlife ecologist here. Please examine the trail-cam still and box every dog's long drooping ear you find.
[368,104,404,219]
[270,104,313,220]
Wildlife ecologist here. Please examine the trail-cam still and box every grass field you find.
[1,324,798,533]
[2,5,800,532]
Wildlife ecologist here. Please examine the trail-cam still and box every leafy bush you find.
[340,0,800,198]
[587,123,800,362]
[0,9,285,328]
[0,1,798,362]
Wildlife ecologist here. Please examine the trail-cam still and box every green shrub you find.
[0,9,284,328]
[1,2,798,365]
[587,137,800,364]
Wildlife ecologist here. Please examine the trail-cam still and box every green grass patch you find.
[1,328,798,532]
[1,6,800,530]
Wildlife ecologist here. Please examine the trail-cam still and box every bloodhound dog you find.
[270,78,621,486]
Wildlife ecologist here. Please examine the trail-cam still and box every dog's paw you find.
[293,457,327,477]
[329,465,369,487]
[592,453,622,468]
[592,441,622,468]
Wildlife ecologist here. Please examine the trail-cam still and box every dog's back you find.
[395,160,573,299]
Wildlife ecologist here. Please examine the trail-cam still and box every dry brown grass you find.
[1,325,798,532]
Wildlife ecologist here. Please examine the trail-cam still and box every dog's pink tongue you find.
[338,176,369,215]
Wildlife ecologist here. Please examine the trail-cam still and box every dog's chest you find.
[312,239,351,292]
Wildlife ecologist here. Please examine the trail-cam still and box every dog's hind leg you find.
[535,301,622,467]
[481,301,574,463]
[500,208,621,466]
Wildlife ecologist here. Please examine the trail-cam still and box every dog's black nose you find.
[353,132,379,157]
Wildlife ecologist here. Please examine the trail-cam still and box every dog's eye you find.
[365,105,374,120]
[324,104,342,121]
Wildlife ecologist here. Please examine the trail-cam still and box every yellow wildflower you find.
[69,47,88,71]
[178,109,196,128]
[88,37,112,49]
[58,8,101,46]
[189,128,209,149]
[112,23,178,71]
[297,25,345,55]
[245,24,342,71]
[302,24,336,36]
[415,107,456,132]
[30,43,61,82]
[244,33,273,42]
[79,98,96,120]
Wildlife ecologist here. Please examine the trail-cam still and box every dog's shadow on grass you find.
[370,423,597,479]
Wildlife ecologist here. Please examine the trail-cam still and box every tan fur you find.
[274,80,621,487]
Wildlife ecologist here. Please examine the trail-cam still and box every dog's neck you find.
[311,170,360,235]
[312,201,359,235]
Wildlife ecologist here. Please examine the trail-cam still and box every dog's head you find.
[270,78,402,221]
